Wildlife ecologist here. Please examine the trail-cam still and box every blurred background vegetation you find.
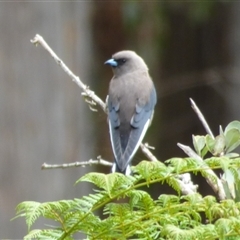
[0,1,239,238]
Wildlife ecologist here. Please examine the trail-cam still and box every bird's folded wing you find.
[122,87,157,168]
[108,99,122,166]
[108,87,157,172]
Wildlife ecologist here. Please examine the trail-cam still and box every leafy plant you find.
[15,122,240,239]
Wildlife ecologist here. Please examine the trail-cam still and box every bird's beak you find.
[104,58,118,67]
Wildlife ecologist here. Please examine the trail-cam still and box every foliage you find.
[15,121,240,239]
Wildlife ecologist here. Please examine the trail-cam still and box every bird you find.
[105,50,157,175]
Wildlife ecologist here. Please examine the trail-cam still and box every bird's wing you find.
[121,86,157,169]
[108,86,157,172]
[108,97,123,167]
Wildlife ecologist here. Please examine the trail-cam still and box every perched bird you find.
[105,50,157,175]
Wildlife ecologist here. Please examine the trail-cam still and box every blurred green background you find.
[0,1,238,238]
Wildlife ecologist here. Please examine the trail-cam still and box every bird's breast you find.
[109,71,153,123]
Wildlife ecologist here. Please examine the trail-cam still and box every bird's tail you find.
[112,162,131,175]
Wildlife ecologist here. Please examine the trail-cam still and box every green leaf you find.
[205,134,216,155]
[192,135,206,156]
[205,134,225,156]
[234,170,240,202]
[219,125,224,136]
[201,145,209,158]
[224,152,239,158]
[222,169,235,199]
[224,128,240,153]
[224,121,240,133]
[213,135,225,156]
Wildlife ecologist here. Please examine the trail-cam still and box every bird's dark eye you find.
[117,58,127,65]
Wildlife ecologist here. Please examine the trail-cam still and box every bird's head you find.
[105,50,148,77]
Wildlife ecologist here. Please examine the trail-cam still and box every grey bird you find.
[105,50,157,175]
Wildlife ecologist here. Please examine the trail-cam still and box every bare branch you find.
[177,143,226,200]
[31,34,106,113]
[177,142,203,162]
[41,156,112,170]
[140,143,158,162]
[190,98,214,139]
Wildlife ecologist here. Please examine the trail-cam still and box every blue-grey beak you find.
[104,58,118,67]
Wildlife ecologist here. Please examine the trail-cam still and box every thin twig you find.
[42,156,112,170]
[140,143,158,162]
[190,98,214,139]
[177,143,226,200]
[31,34,106,113]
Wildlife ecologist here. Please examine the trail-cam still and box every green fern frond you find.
[221,199,240,217]
[205,157,231,171]
[157,194,180,207]
[166,157,199,173]
[229,158,240,168]
[161,224,217,240]
[181,192,202,204]
[77,192,108,210]
[215,217,240,239]
[203,195,217,222]
[165,176,182,195]
[103,202,130,216]
[23,229,43,239]
[228,166,240,186]
[16,201,52,230]
[77,172,135,198]
[134,160,168,183]
[127,189,155,211]
[24,229,70,240]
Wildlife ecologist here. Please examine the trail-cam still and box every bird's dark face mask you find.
[105,58,127,68]
[105,58,129,77]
